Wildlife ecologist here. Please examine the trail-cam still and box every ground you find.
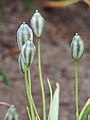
[0,0,90,120]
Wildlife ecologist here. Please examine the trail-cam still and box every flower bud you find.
[14,113,19,119]
[30,10,45,38]
[71,33,84,61]
[21,40,36,66]
[4,105,19,120]
[18,53,25,73]
[17,22,33,50]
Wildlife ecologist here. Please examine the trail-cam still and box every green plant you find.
[71,33,90,120]
[1,10,90,120]
[0,68,12,86]
[0,102,19,120]
[17,10,60,120]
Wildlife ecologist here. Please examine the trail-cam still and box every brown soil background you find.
[0,0,90,120]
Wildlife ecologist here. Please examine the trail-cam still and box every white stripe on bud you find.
[30,10,45,38]
[17,22,33,50]
[21,40,36,66]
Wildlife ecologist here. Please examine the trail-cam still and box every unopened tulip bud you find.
[21,40,36,66]
[14,112,19,120]
[4,105,19,120]
[71,33,84,61]
[30,10,45,38]
[17,22,33,50]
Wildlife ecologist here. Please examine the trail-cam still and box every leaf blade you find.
[50,83,60,120]
[79,98,90,120]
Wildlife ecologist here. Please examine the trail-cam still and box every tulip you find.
[71,33,84,61]
[30,10,45,38]
[21,40,36,66]
[17,22,33,50]
[4,105,19,120]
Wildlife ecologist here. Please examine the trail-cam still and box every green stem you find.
[28,67,40,120]
[24,65,35,120]
[26,106,32,120]
[74,61,79,120]
[38,37,46,120]
[27,67,35,120]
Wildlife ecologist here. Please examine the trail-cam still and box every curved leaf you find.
[50,83,60,120]
[79,98,90,120]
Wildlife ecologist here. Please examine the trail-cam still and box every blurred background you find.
[0,0,90,120]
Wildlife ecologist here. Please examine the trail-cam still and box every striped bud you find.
[4,105,19,120]
[21,40,36,66]
[71,33,84,61]
[18,53,25,73]
[17,22,33,50]
[30,10,45,38]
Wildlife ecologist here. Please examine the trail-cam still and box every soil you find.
[0,0,90,120]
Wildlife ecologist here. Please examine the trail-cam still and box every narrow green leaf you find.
[50,83,60,120]
[47,78,53,120]
[0,68,12,86]
[79,98,90,120]
[22,0,35,13]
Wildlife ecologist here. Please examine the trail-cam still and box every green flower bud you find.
[6,114,13,120]
[17,22,33,50]
[4,105,19,120]
[21,40,36,66]
[71,33,84,61]
[18,53,25,73]
[30,10,45,38]
[14,113,19,120]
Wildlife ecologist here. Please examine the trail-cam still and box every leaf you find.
[44,0,81,8]
[79,98,90,120]
[22,0,35,13]
[0,68,12,86]
[47,78,53,120]
[83,0,90,7]
[50,83,60,120]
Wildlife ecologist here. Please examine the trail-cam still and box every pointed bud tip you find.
[11,104,14,107]
[56,82,59,88]
[47,77,49,82]
[75,33,78,36]
[47,77,50,85]
[23,22,25,24]
[36,10,38,13]
[26,106,29,110]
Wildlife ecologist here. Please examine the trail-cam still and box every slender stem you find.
[38,37,46,120]
[24,66,31,116]
[74,61,79,120]
[31,98,40,120]
[26,106,32,120]
[28,67,40,120]
[24,65,35,120]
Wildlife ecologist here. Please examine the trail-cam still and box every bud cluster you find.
[17,10,45,72]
